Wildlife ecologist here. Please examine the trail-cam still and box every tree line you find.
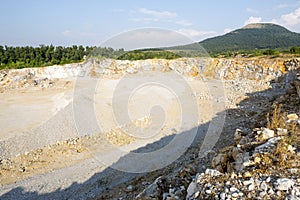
[0,45,126,69]
[0,45,92,69]
[1,45,299,70]
[0,46,181,69]
[117,49,181,60]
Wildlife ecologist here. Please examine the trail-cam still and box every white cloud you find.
[132,8,179,24]
[133,7,194,28]
[131,18,159,23]
[277,7,300,26]
[240,6,300,32]
[62,30,72,37]
[138,8,177,19]
[176,20,193,26]
[223,28,232,34]
[246,8,258,13]
[177,29,217,40]
[244,16,262,25]
[276,4,290,9]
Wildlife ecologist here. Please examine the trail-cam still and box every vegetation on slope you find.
[199,23,300,54]
[117,49,181,60]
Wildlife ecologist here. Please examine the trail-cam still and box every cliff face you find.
[88,57,299,81]
[1,57,299,89]
[213,58,300,80]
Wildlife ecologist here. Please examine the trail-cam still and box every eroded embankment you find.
[1,57,299,89]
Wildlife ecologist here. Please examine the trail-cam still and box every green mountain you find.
[180,23,300,54]
[201,23,300,53]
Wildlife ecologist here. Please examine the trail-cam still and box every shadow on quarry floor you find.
[1,70,299,200]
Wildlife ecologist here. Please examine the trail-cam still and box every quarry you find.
[0,57,299,199]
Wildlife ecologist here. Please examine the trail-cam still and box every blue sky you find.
[1,0,300,47]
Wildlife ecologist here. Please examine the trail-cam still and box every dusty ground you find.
[0,69,272,199]
[0,80,73,140]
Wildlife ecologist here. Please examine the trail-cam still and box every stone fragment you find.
[211,153,228,172]
[136,176,161,198]
[268,188,274,195]
[276,178,294,191]
[186,180,197,199]
[234,129,244,143]
[205,189,211,194]
[243,171,252,178]
[277,128,288,136]
[254,137,281,155]
[126,185,134,192]
[231,147,242,161]
[243,179,253,186]
[260,182,268,191]
[288,145,296,153]
[232,192,238,198]
[220,192,226,200]
[230,187,238,192]
[248,183,255,191]
[205,168,222,177]
[259,128,274,141]
[259,191,266,198]
[287,113,298,121]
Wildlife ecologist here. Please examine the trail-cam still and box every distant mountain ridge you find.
[180,23,300,54]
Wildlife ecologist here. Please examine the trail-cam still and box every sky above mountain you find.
[1,0,300,48]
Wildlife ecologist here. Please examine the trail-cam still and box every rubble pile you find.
[132,60,300,200]
[0,70,56,91]
[185,111,300,199]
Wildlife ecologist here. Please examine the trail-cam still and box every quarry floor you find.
[0,72,272,199]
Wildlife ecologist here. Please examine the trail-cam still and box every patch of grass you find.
[267,104,300,145]
[266,103,300,166]
[267,104,286,130]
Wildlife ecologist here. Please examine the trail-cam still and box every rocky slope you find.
[184,75,300,199]
[0,57,299,199]
[95,58,300,199]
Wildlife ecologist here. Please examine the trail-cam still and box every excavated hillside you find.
[0,56,299,199]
